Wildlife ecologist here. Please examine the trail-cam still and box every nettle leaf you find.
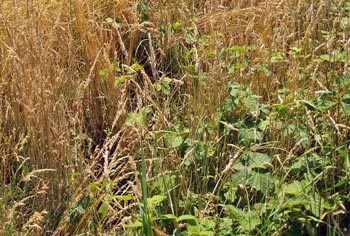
[238,212,261,233]
[343,94,350,104]
[115,75,132,86]
[130,63,143,71]
[292,126,310,148]
[258,119,269,131]
[125,107,152,127]
[228,45,246,55]
[271,51,284,63]
[230,163,249,186]
[228,63,243,74]
[223,205,244,217]
[248,172,274,193]
[228,83,242,98]
[302,100,321,111]
[317,100,337,111]
[138,2,149,22]
[70,196,90,223]
[165,132,183,148]
[217,218,234,236]
[199,231,215,236]
[282,196,309,210]
[223,182,237,202]
[187,225,214,236]
[320,54,330,61]
[342,102,350,115]
[147,195,165,211]
[161,77,171,95]
[253,202,272,215]
[172,20,182,31]
[155,77,171,95]
[124,219,143,228]
[274,103,289,117]
[154,82,162,92]
[244,151,272,169]
[223,205,261,233]
[284,181,304,195]
[238,128,262,145]
[243,95,260,114]
[177,214,197,225]
[199,217,216,231]
[158,214,177,221]
[290,154,324,175]
[290,47,302,54]
[104,17,115,23]
[151,173,176,192]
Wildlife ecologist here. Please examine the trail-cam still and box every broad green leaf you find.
[248,172,274,193]
[222,205,244,217]
[244,151,272,169]
[274,104,289,117]
[154,82,162,92]
[199,217,216,231]
[199,231,215,236]
[343,94,350,104]
[317,100,337,111]
[105,17,114,23]
[172,20,182,31]
[158,214,177,220]
[187,225,200,234]
[147,195,165,211]
[123,219,143,228]
[223,183,237,202]
[150,173,176,192]
[290,47,302,54]
[228,63,243,74]
[98,68,109,78]
[320,54,330,61]
[108,195,133,201]
[258,119,269,131]
[228,83,242,98]
[217,218,233,236]
[302,100,319,111]
[98,201,109,217]
[177,214,197,223]
[76,205,86,214]
[284,181,303,195]
[342,102,350,115]
[187,225,214,236]
[161,77,171,95]
[115,75,132,86]
[238,128,262,145]
[166,132,183,148]
[130,63,143,71]
[125,107,152,127]
[243,95,259,114]
[88,182,100,192]
[282,196,309,209]
[238,212,261,232]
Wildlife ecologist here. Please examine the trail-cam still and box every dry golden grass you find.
[1,0,349,235]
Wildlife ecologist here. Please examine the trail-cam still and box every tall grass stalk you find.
[140,137,152,236]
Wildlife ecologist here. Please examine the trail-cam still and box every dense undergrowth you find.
[1,0,350,235]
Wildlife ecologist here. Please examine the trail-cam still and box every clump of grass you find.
[1,0,350,235]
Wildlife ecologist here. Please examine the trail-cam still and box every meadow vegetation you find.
[1,0,350,235]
